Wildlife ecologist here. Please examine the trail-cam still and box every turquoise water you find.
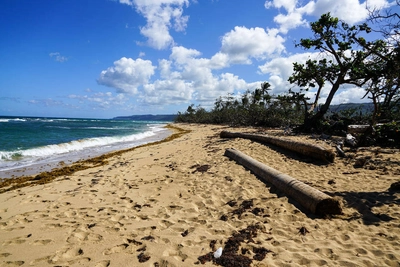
[0,116,172,176]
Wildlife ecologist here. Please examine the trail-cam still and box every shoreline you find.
[0,123,173,180]
[0,123,399,266]
[0,124,188,193]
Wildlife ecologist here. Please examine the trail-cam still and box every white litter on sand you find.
[214,247,223,258]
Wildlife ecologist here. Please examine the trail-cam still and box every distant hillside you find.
[113,114,177,121]
[327,102,374,114]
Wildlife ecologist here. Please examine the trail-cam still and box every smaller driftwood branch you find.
[335,145,347,158]
[224,148,342,215]
[220,131,335,163]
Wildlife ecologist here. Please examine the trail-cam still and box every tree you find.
[361,47,400,124]
[367,0,399,47]
[362,2,400,124]
[288,59,328,117]
[289,13,386,130]
[252,82,272,107]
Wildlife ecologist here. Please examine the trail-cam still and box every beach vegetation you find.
[176,11,399,147]
[289,12,396,131]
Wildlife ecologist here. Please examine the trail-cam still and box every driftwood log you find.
[224,148,342,215]
[348,125,371,134]
[220,131,335,163]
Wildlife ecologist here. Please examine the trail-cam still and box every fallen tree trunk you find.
[224,148,342,215]
[220,131,335,163]
[348,125,371,134]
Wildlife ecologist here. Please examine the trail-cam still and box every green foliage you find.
[175,83,304,127]
[289,13,390,131]
[363,46,400,124]
[358,121,400,148]
[375,122,400,147]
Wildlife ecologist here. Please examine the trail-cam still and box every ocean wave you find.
[0,118,27,122]
[0,130,159,162]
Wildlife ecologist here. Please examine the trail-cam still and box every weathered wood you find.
[224,148,342,215]
[336,145,347,158]
[348,125,371,134]
[357,147,400,154]
[220,131,335,163]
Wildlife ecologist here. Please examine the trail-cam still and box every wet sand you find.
[0,123,399,266]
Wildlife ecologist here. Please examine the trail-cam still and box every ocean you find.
[0,116,172,178]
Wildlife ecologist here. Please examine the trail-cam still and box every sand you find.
[0,123,399,267]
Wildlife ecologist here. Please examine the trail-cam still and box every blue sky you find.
[0,0,394,118]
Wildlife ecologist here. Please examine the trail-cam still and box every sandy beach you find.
[1,123,399,267]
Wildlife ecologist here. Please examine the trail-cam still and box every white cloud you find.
[258,52,317,93]
[28,98,65,107]
[49,52,68,62]
[118,0,190,49]
[265,0,297,11]
[331,86,372,105]
[146,48,252,105]
[98,44,261,108]
[310,0,369,24]
[141,79,194,105]
[170,46,202,65]
[97,57,156,94]
[273,10,308,34]
[220,26,286,64]
[68,91,129,110]
[264,0,391,34]
[209,52,230,69]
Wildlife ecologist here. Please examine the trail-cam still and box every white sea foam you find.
[0,124,171,175]
[1,131,155,161]
[0,118,27,122]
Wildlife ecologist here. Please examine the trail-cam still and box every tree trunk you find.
[303,80,343,130]
[224,148,342,215]
[220,131,335,163]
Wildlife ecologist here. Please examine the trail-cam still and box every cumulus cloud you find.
[331,86,372,105]
[220,26,286,64]
[273,10,309,34]
[265,0,391,33]
[141,78,195,105]
[97,57,156,94]
[98,45,261,108]
[258,52,318,93]
[144,47,253,106]
[170,46,202,65]
[265,0,298,11]
[118,0,190,49]
[49,52,68,62]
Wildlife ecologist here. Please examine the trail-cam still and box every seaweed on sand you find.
[197,224,273,266]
